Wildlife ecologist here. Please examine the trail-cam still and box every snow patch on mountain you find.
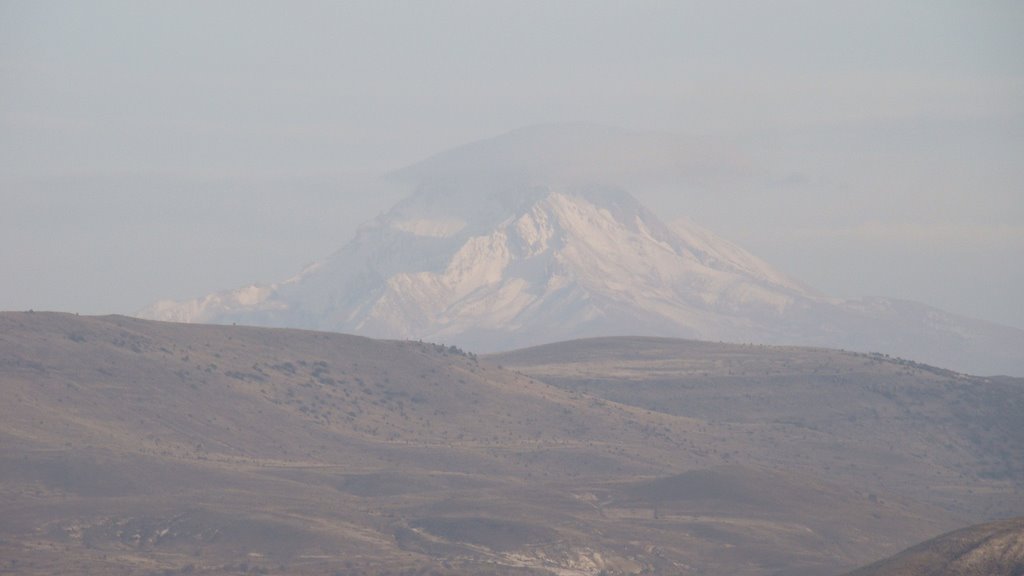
[143,284,281,324]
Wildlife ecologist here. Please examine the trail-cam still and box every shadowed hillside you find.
[1,314,1020,575]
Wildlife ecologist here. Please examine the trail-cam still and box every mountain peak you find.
[141,179,806,348]
[139,128,1024,375]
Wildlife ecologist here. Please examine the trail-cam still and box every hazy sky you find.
[2,1,1023,328]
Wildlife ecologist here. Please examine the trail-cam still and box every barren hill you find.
[841,516,1024,576]
[491,337,1024,521]
[2,313,1021,575]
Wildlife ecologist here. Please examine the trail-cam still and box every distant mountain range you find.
[139,124,1024,376]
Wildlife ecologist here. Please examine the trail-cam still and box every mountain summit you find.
[140,125,1024,376]
[143,181,807,349]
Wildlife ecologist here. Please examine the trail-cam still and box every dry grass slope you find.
[491,336,1024,520]
[842,517,1024,576]
[1,314,1021,575]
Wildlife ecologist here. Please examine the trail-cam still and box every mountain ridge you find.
[141,183,811,345]
[138,124,1024,376]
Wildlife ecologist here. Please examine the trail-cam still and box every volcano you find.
[140,124,1024,376]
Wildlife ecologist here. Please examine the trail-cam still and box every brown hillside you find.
[841,516,1024,576]
[491,336,1024,521]
[1,314,1017,575]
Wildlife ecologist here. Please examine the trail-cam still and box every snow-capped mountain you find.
[140,125,1024,376]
